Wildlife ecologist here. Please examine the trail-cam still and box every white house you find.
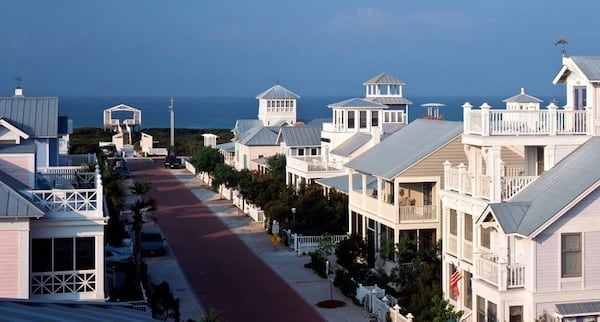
[440,56,600,321]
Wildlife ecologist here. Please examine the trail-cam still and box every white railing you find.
[502,176,537,200]
[31,270,96,295]
[444,162,537,201]
[398,205,437,222]
[291,234,348,254]
[476,255,525,290]
[30,189,99,212]
[356,283,414,322]
[463,103,592,137]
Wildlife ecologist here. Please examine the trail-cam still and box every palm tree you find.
[130,180,155,286]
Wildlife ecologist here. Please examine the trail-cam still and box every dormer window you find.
[348,111,355,129]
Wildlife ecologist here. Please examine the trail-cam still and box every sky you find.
[2,1,600,98]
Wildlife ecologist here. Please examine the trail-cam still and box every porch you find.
[463,102,593,137]
[475,254,525,290]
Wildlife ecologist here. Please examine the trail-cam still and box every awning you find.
[556,301,600,317]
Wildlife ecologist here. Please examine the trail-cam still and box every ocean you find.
[60,95,565,130]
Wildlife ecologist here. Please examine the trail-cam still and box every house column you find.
[489,145,502,202]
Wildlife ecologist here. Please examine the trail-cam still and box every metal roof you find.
[278,127,321,147]
[502,88,543,104]
[327,98,388,109]
[345,119,463,180]
[234,119,263,141]
[556,301,600,316]
[239,126,279,146]
[571,56,600,81]
[316,173,376,194]
[0,96,59,137]
[489,137,600,237]
[304,118,328,129]
[0,299,155,322]
[256,84,300,99]
[363,73,405,85]
[217,141,235,152]
[366,97,413,105]
[330,133,372,157]
[0,170,45,218]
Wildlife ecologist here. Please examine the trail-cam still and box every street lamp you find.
[291,207,296,230]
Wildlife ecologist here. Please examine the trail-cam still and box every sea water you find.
[60,95,565,129]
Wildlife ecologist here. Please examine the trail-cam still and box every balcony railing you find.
[286,155,344,173]
[58,153,97,167]
[398,205,437,222]
[476,255,525,290]
[31,270,96,295]
[463,103,593,137]
[30,165,103,216]
[444,162,537,201]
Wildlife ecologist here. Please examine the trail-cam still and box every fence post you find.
[293,233,298,253]
[406,313,414,322]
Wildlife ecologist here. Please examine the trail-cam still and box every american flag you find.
[450,270,462,298]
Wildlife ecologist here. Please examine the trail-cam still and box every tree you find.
[335,234,368,278]
[190,146,224,175]
[211,163,238,195]
[130,180,155,286]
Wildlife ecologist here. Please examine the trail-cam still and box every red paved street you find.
[129,160,325,322]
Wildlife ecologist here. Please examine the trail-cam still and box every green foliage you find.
[335,234,368,278]
[199,308,221,322]
[308,251,328,278]
[427,295,463,322]
[190,146,224,175]
[143,128,234,157]
[147,281,181,322]
[69,127,113,154]
[266,153,286,178]
[211,163,238,192]
[333,269,358,299]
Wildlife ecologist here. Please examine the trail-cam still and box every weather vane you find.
[14,76,23,87]
[555,38,568,56]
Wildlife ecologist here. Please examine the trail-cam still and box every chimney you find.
[14,86,23,97]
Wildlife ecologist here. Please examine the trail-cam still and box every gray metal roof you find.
[304,118,328,129]
[363,73,405,85]
[381,123,405,138]
[0,96,59,137]
[556,301,600,316]
[366,97,413,105]
[327,98,388,109]
[0,299,155,322]
[345,119,463,180]
[234,119,263,140]
[330,133,372,157]
[256,84,300,99]
[502,88,543,104]
[0,170,45,218]
[217,141,235,152]
[316,173,376,194]
[278,127,321,147]
[239,126,279,146]
[571,56,600,81]
[489,137,600,237]
[0,141,37,154]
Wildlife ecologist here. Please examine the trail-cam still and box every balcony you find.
[476,254,525,290]
[463,103,593,137]
[30,165,103,217]
[287,155,344,174]
[398,205,437,223]
[444,162,537,201]
[31,269,96,295]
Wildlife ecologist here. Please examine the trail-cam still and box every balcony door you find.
[573,86,587,110]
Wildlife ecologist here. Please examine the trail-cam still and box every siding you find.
[585,231,600,288]
[554,144,581,165]
[0,154,34,187]
[500,146,524,168]
[0,231,20,298]
[400,137,468,188]
[536,233,558,292]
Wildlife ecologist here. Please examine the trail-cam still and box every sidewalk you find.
[169,169,371,322]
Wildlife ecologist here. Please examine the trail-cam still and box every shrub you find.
[308,251,327,278]
[333,269,357,299]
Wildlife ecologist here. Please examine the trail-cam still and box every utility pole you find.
[169,97,175,154]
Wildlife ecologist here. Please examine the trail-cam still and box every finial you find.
[14,76,22,88]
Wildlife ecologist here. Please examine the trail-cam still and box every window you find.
[371,111,379,127]
[487,301,497,322]
[310,148,318,155]
[32,237,95,272]
[423,182,433,205]
[351,211,363,235]
[348,111,355,129]
[574,86,587,110]
[509,305,522,322]
[464,271,472,309]
[464,214,473,242]
[360,111,367,128]
[561,233,582,277]
[298,149,304,156]
[480,226,491,249]
[449,209,457,236]
[477,296,485,322]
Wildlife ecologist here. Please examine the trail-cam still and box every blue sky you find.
[2,1,599,98]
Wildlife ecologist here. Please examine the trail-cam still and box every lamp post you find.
[169,97,175,153]
[291,207,296,231]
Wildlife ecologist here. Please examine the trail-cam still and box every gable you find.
[400,136,468,184]
[0,119,30,144]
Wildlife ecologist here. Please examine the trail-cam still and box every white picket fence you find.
[356,283,414,322]
[289,234,348,254]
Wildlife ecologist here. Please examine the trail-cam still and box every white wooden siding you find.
[535,233,558,292]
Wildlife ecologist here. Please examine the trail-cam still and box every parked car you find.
[164,155,181,169]
[105,245,132,265]
[139,223,167,256]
